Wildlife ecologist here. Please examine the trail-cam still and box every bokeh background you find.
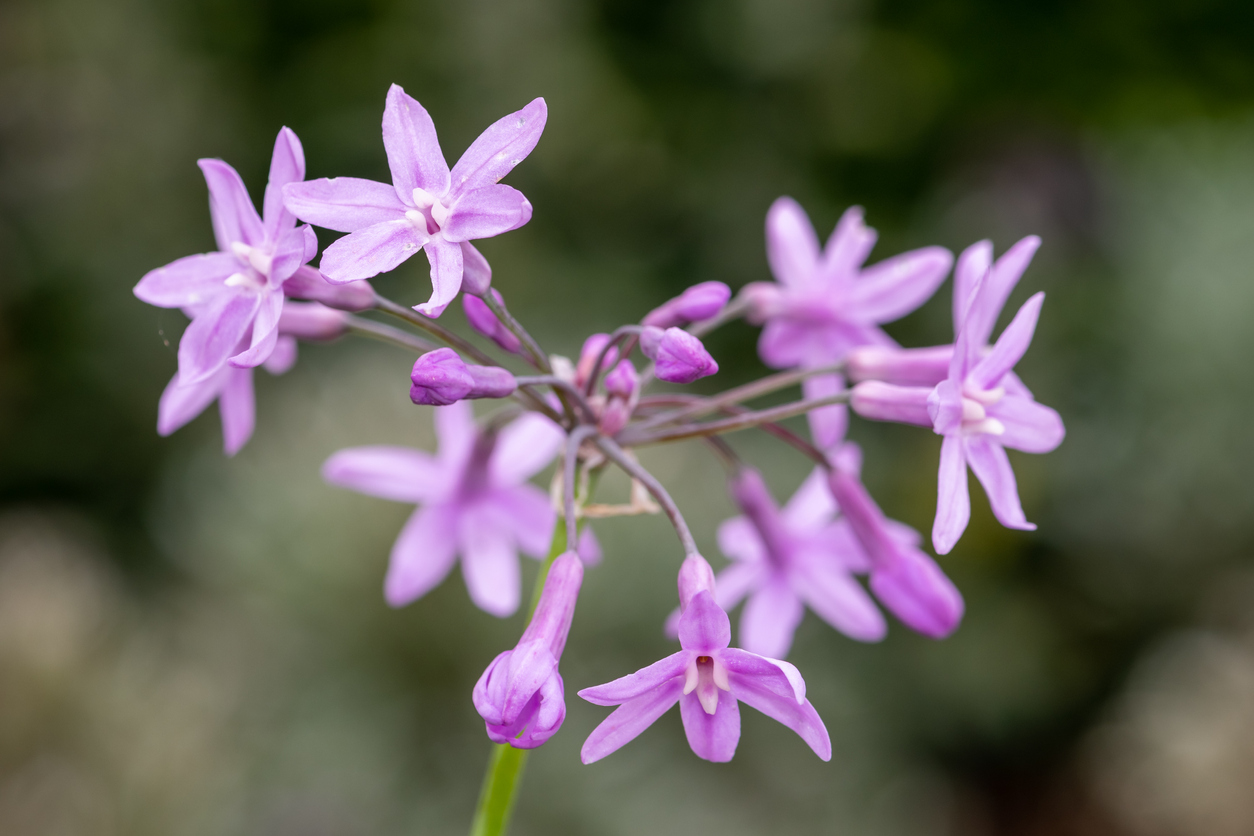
[4,0,1254,833]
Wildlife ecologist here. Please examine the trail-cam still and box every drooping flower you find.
[283,85,545,317]
[642,281,731,329]
[639,326,719,384]
[743,198,952,449]
[322,401,564,615]
[579,555,831,764]
[474,551,583,748]
[135,128,318,385]
[409,348,517,405]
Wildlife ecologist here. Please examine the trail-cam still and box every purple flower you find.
[322,401,564,615]
[473,550,583,748]
[578,555,831,764]
[642,281,731,329]
[276,301,350,342]
[463,290,522,354]
[283,85,545,317]
[409,348,517,405]
[639,327,719,384]
[281,265,375,313]
[135,128,317,384]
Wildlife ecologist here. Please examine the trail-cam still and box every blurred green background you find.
[4,0,1254,833]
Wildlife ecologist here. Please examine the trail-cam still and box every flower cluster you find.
[134,85,1063,792]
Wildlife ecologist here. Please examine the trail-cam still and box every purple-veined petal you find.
[677,590,732,654]
[518,551,583,658]
[283,177,408,233]
[717,517,765,565]
[795,557,887,642]
[302,224,318,262]
[198,158,264,250]
[157,369,224,437]
[717,647,807,702]
[679,690,740,763]
[952,240,992,333]
[318,219,428,283]
[263,126,305,239]
[382,84,450,200]
[803,372,848,450]
[489,411,564,485]
[578,650,691,706]
[460,241,493,295]
[765,197,820,289]
[268,223,313,285]
[134,252,237,308]
[990,395,1065,454]
[870,548,963,639]
[443,185,532,242]
[177,292,261,384]
[229,290,283,368]
[782,467,838,532]
[449,97,547,198]
[218,366,255,456]
[933,433,971,555]
[385,505,459,607]
[473,650,513,724]
[580,678,685,764]
[964,435,1034,531]
[263,335,298,375]
[321,446,446,503]
[820,205,877,286]
[966,235,1040,348]
[848,246,953,324]
[485,484,555,558]
[414,238,464,318]
[969,292,1044,390]
[740,580,804,659]
[459,511,520,617]
[726,674,831,761]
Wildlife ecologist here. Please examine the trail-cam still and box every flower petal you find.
[953,240,992,334]
[459,512,520,617]
[218,366,255,456]
[177,292,261,384]
[157,369,224,437]
[263,126,305,239]
[677,590,732,654]
[578,650,691,706]
[967,235,1040,348]
[847,246,953,324]
[716,517,766,565]
[740,580,804,659]
[263,335,298,375]
[449,97,547,198]
[990,395,1065,454]
[717,647,807,702]
[765,197,821,289]
[434,400,476,468]
[968,292,1044,390]
[679,690,740,763]
[726,673,831,761]
[382,84,450,201]
[580,678,685,764]
[134,252,237,308]
[802,372,848,450]
[385,505,458,607]
[198,158,264,250]
[781,467,838,532]
[443,185,532,242]
[283,177,408,233]
[321,446,446,503]
[932,433,970,555]
[870,548,964,639]
[795,557,886,642]
[820,205,877,285]
[485,484,555,558]
[318,219,428,283]
[964,435,1034,531]
[414,238,464,318]
[229,291,284,369]
[489,411,564,485]
[460,241,493,295]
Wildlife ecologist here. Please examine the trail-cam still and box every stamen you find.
[224,272,251,288]
[961,398,986,422]
[964,385,1005,406]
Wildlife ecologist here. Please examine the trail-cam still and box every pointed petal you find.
[713,562,762,614]
[443,185,532,242]
[580,678,684,764]
[198,158,263,250]
[489,412,564,485]
[321,446,445,503]
[820,205,877,284]
[385,505,458,606]
[318,219,427,283]
[677,590,732,654]
[229,291,284,368]
[795,558,886,642]
[779,470,836,536]
[802,372,848,450]
[263,335,298,375]
[965,435,1034,531]
[157,370,224,437]
[717,517,766,565]
[263,126,305,239]
[870,548,964,638]
[969,292,1044,390]
[933,434,970,555]
[848,246,953,324]
[413,238,463,318]
[268,223,311,285]
[218,366,255,456]
[991,395,1065,454]
[177,293,261,384]
[578,651,691,706]
[459,512,520,617]
[717,648,807,702]
[953,240,992,334]
[679,691,740,762]
[765,197,821,289]
[434,400,476,467]
[282,177,408,233]
[740,581,804,659]
[459,241,493,295]
[967,235,1041,348]
[727,674,830,761]
[382,84,450,201]
[485,485,554,558]
[134,252,236,308]
[449,97,547,198]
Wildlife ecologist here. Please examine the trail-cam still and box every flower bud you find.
[410,348,517,406]
[461,242,493,296]
[642,281,731,329]
[677,553,716,613]
[463,290,522,354]
[575,334,619,388]
[850,381,933,427]
[639,327,719,384]
[277,301,349,341]
[846,345,952,386]
[281,265,375,312]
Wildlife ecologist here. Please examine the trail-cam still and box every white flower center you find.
[959,384,1005,436]
[409,187,451,233]
[230,241,273,276]
[683,655,730,715]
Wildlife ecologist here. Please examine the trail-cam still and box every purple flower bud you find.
[677,553,716,613]
[847,345,953,386]
[281,265,375,312]
[575,333,619,387]
[473,551,583,749]
[463,290,522,354]
[642,281,731,329]
[461,241,493,296]
[277,301,349,341]
[603,359,638,399]
[410,348,517,406]
[639,327,719,384]
[850,381,934,427]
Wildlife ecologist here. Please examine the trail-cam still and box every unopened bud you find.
[639,327,719,384]
[410,348,517,406]
[463,290,522,353]
[277,301,349,341]
[642,281,731,328]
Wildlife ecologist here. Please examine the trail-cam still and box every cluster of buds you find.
[134,84,1064,791]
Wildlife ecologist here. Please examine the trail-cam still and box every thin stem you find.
[478,291,550,373]
[618,392,851,446]
[563,426,598,550]
[374,294,499,367]
[583,326,643,396]
[344,316,439,353]
[687,293,750,338]
[514,376,598,425]
[593,436,699,557]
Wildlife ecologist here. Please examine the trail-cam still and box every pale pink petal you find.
[967,235,1040,347]
[717,648,807,702]
[218,366,255,456]
[848,246,953,324]
[757,319,819,369]
[726,674,830,761]
[177,292,261,384]
[489,412,564,485]
[229,291,284,368]
[385,505,458,607]
[414,238,463,318]
[782,467,838,532]
[157,370,224,437]
[459,241,493,295]
[268,222,314,285]
[990,395,1064,454]
[282,177,408,232]
[870,548,963,639]
[459,513,520,617]
[714,562,763,613]
[198,158,264,249]
[802,372,848,450]
[765,197,820,289]
[263,126,305,239]
[577,526,602,565]
[578,651,691,706]
[434,400,476,467]
[932,434,970,555]
[318,219,428,283]
[795,557,886,642]
[964,436,1034,531]
[321,446,445,503]
[952,240,992,333]
[968,292,1044,390]
[679,690,740,762]
[740,580,804,659]
[449,97,547,198]
[134,252,237,308]
[485,485,555,558]
[263,335,298,375]
[716,517,765,565]
[580,678,684,764]
[677,590,732,654]
[382,84,450,201]
[820,206,877,285]
[443,185,532,242]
